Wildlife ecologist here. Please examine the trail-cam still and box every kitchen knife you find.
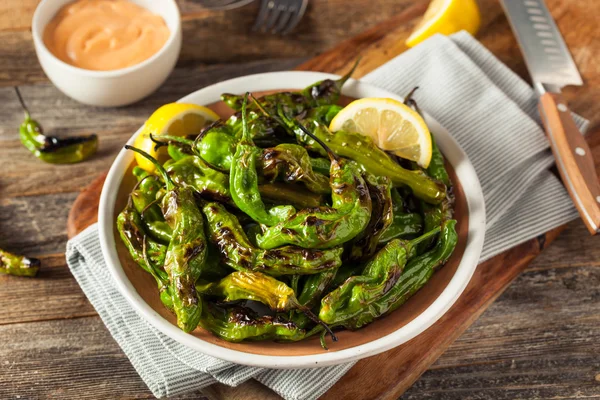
[500,0,600,235]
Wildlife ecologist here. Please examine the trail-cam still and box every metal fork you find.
[252,0,308,35]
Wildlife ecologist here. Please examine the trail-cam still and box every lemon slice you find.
[133,103,220,172]
[329,98,432,168]
[406,0,481,48]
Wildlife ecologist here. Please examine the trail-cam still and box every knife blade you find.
[500,0,600,235]
[500,0,582,91]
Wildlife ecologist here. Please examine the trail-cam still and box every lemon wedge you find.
[329,98,432,168]
[406,0,481,48]
[133,103,220,172]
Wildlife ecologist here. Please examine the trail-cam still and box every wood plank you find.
[0,316,208,399]
[0,253,96,325]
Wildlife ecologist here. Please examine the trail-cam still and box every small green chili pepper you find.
[348,174,394,261]
[309,157,331,176]
[296,268,338,309]
[196,271,336,339]
[202,202,343,276]
[347,219,458,330]
[229,93,295,225]
[256,118,372,250]
[126,146,207,333]
[379,188,424,242]
[117,197,173,310]
[258,182,325,209]
[319,226,441,325]
[200,303,305,343]
[260,143,331,194]
[130,173,172,243]
[167,155,232,204]
[16,88,97,164]
[293,119,446,204]
[0,248,40,277]
[305,105,343,126]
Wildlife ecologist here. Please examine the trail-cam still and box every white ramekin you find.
[32,0,182,107]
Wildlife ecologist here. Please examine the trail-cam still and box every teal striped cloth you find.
[66,32,586,399]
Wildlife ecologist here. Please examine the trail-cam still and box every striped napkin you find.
[66,32,587,400]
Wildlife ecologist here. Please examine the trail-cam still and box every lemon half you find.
[133,103,220,172]
[329,98,432,168]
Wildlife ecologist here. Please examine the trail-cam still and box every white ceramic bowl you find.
[98,71,486,368]
[32,0,182,107]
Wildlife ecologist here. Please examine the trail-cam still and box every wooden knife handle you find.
[538,92,600,235]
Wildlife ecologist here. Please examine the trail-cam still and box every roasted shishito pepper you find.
[256,118,372,250]
[16,88,97,164]
[117,194,173,310]
[220,61,358,117]
[126,145,207,333]
[130,167,172,243]
[319,226,441,325]
[379,188,424,242]
[202,202,343,275]
[196,271,336,339]
[292,118,446,205]
[348,174,394,261]
[346,219,458,330]
[229,94,295,226]
[0,248,40,277]
[200,303,305,342]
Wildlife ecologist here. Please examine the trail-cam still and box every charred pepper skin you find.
[256,157,372,250]
[200,303,305,342]
[202,202,343,276]
[130,172,172,243]
[16,88,97,164]
[0,249,40,277]
[319,227,441,325]
[346,219,458,330]
[126,146,207,333]
[260,143,331,194]
[117,204,173,310]
[348,174,394,261]
[293,119,446,204]
[379,188,424,243]
[230,94,296,226]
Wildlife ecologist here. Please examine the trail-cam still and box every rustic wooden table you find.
[1,0,599,399]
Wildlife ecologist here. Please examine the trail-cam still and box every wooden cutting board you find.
[67,3,576,399]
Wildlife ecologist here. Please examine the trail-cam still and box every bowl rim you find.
[32,0,181,77]
[98,71,486,369]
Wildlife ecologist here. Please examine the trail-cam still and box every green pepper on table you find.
[0,248,41,277]
[16,88,97,164]
[126,146,208,333]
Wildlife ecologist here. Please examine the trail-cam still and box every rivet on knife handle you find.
[538,92,600,235]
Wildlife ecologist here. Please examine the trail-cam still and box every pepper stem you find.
[409,226,441,247]
[403,86,423,117]
[150,133,195,149]
[335,58,361,91]
[14,87,31,120]
[291,117,340,162]
[295,301,338,343]
[125,145,174,191]
[240,92,252,143]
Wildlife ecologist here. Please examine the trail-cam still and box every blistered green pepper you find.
[319,227,441,325]
[202,202,343,275]
[0,248,40,277]
[379,188,423,242]
[167,155,231,204]
[256,118,372,250]
[17,88,97,164]
[229,94,295,225]
[348,174,393,261]
[293,119,446,204]
[117,197,173,310]
[347,219,458,329]
[130,173,172,243]
[260,143,331,194]
[126,146,207,333]
[200,303,305,343]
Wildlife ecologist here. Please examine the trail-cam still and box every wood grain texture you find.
[1,0,600,398]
